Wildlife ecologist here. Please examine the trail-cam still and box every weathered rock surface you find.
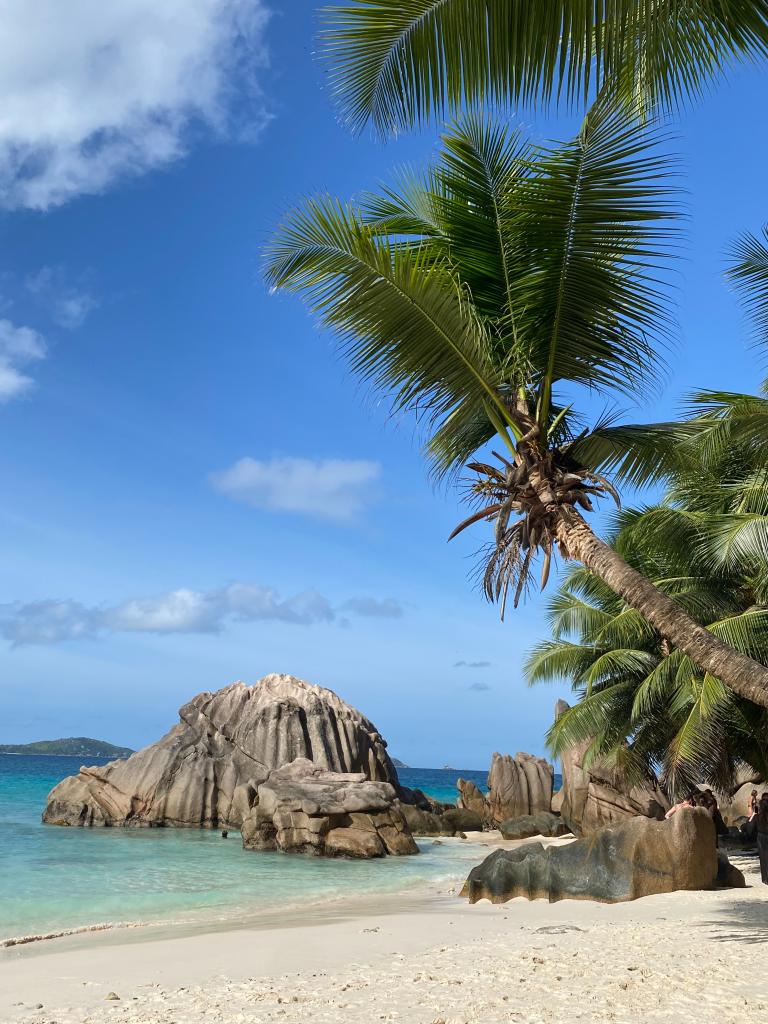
[43,674,398,829]
[462,808,720,904]
[499,812,569,841]
[456,779,489,820]
[555,700,668,835]
[486,752,553,824]
[716,850,746,888]
[399,801,483,836]
[240,759,417,858]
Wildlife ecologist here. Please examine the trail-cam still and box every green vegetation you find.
[0,737,133,758]
[527,229,768,793]
[321,0,768,134]
[266,101,768,708]
[266,1,768,787]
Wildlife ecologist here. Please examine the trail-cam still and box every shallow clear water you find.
[0,755,498,941]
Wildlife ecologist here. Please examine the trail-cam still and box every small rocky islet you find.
[43,673,752,901]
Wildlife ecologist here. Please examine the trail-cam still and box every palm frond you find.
[264,193,514,440]
[507,99,679,426]
[727,224,768,351]
[523,640,597,686]
[319,1,768,135]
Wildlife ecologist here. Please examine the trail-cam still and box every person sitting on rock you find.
[757,793,768,885]
[665,793,697,819]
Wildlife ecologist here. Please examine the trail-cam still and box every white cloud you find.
[0,582,400,645]
[467,681,491,692]
[25,267,97,329]
[0,319,47,402]
[211,457,382,522]
[454,660,492,668]
[0,0,270,210]
[0,599,98,645]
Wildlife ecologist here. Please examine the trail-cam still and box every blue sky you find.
[1,1,767,768]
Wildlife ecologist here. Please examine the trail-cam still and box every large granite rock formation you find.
[486,752,553,824]
[462,808,725,904]
[554,700,668,834]
[43,674,398,829]
[240,759,418,858]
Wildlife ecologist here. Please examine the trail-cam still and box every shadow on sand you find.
[699,853,768,944]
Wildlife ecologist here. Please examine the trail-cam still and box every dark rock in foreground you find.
[462,808,725,904]
[43,674,398,829]
[240,758,417,858]
[499,812,570,840]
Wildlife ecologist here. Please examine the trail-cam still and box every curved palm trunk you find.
[554,507,768,709]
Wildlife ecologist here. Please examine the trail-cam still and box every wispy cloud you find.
[211,456,382,522]
[467,681,491,692]
[0,583,404,646]
[25,267,97,329]
[0,319,47,402]
[454,660,492,669]
[339,597,403,619]
[0,0,270,210]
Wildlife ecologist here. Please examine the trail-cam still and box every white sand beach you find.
[3,842,767,1024]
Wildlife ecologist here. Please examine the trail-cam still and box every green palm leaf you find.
[728,225,768,350]
[263,193,514,440]
[320,0,768,135]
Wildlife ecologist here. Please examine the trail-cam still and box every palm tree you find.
[265,103,768,708]
[528,231,768,794]
[320,0,768,135]
[526,518,768,797]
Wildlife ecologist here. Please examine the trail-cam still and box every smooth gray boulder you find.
[240,758,418,858]
[43,674,398,829]
[462,808,721,904]
[487,752,553,824]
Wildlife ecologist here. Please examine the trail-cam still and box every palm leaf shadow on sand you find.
[699,855,768,944]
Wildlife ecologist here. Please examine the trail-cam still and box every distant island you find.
[391,757,409,769]
[0,737,134,758]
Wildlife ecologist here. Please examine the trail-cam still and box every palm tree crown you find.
[265,104,768,709]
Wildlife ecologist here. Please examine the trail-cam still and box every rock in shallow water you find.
[240,758,418,858]
[43,674,398,829]
[462,808,728,904]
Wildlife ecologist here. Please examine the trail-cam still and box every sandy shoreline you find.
[2,844,768,1023]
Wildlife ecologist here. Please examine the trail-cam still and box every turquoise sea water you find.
[0,754,496,942]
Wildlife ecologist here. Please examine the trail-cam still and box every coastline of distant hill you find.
[391,757,409,769]
[0,737,134,758]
